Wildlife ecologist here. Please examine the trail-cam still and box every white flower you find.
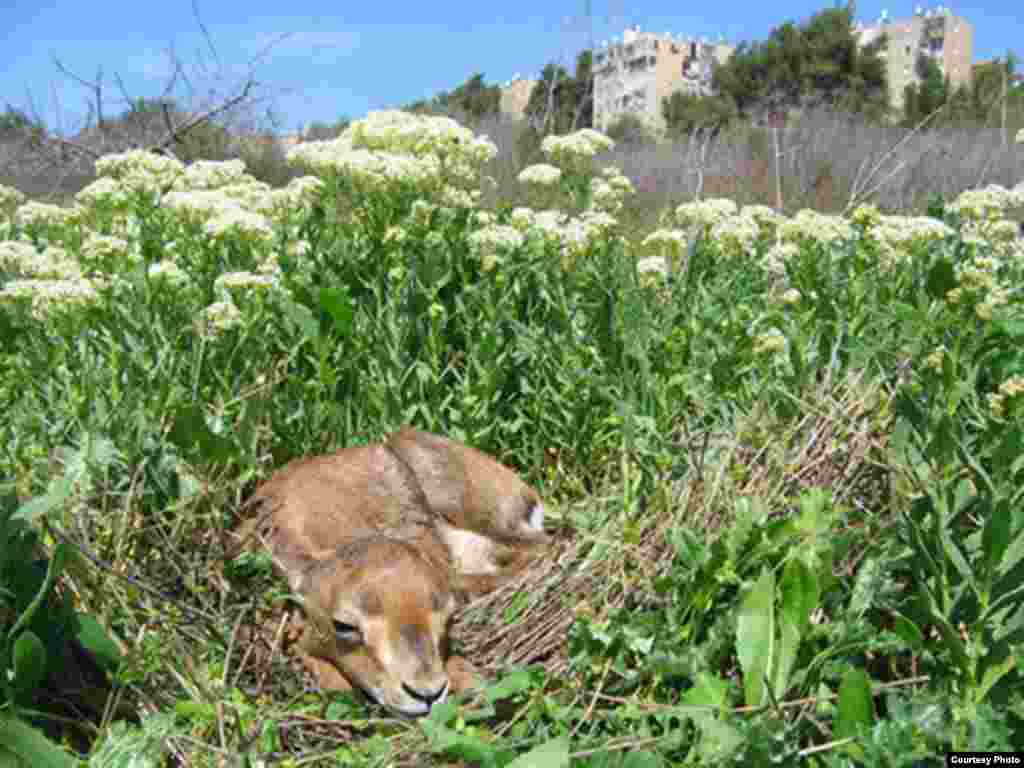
[0,277,99,319]
[15,201,78,228]
[177,159,249,190]
[197,300,243,336]
[0,185,27,211]
[589,170,634,214]
[711,214,760,256]
[508,207,535,231]
[989,374,1024,418]
[636,256,668,276]
[94,149,184,195]
[675,198,738,232]
[468,224,524,271]
[163,190,240,222]
[81,234,133,264]
[541,129,615,173]
[1016,127,1024,145]
[75,177,129,208]
[204,208,273,241]
[214,270,280,296]
[0,241,80,279]
[740,205,783,238]
[642,228,688,261]
[948,186,1014,222]
[778,209,854,247]
[220,181,272,210]
[518,164,562,187]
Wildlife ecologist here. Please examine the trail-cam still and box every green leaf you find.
[737,568,775,708]
[780,559,819,637]
[925,257,955,300]
[0,715,78,768]
[12,477,74,524]
[167,404,234,464]
[73,614,121,673]
[319,286,354,336]
[835,667,874,740]
[772,615,800,701]
[11,631,47,698]
[892,613,924,650]
[484,668,535,704]
[505,737,570,768]
[681,673,731,711]
[982,499,1012,588]
[976,654,1016,704]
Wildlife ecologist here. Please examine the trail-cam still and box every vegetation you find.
[1,109,1024,765]
[662,5,889,136]
[406,72,504,126]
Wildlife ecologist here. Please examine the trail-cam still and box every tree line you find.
[397,2,1021,142]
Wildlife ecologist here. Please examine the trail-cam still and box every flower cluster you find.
[541,129,615,175]
[866,215,953,266]
[518,164,562,187]
[674,198,738,233]
[196,300,243,337]
[204,207,274,243]
[288,111,496,197]
[15,201,80,229]
[81,234,135,270]
[589,167,634,214]
[946,254,1010,320]
[710,213,760,257]
[560,211,618,265]
[989,375,1024,419]
[740,205,784,239]
[348,110,497,168]
[0,277,100,320]
[176,159,249,190]
[214,270,281,298]
[778,209,854,248]
[641,228,688,267]
[94,149,185,196]
[468,225,525,271]
[0,241,80,279]
[0,184,26,213]
[75,177,130,209]
[948,185,1020,223]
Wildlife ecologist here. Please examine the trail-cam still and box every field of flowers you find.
[1,113,1024,766]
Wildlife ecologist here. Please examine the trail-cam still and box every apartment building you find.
[500,76,537,118]
[592,25,734,133]
[856,5,973,112]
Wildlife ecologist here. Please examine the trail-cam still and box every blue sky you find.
[3,0,1021,135]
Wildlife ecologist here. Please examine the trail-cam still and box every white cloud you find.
[252,30,360,57]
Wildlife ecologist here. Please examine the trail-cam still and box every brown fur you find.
[233,428,548,717]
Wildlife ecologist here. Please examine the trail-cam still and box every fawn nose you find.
[403,680,449,707]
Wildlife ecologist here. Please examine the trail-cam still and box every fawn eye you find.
[333,620,361,641]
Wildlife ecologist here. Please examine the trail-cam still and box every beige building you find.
[592,25,734,133]
[856,6,973,112]
[500,76,537,118]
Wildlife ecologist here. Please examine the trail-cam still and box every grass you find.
[1,111,1024,766]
